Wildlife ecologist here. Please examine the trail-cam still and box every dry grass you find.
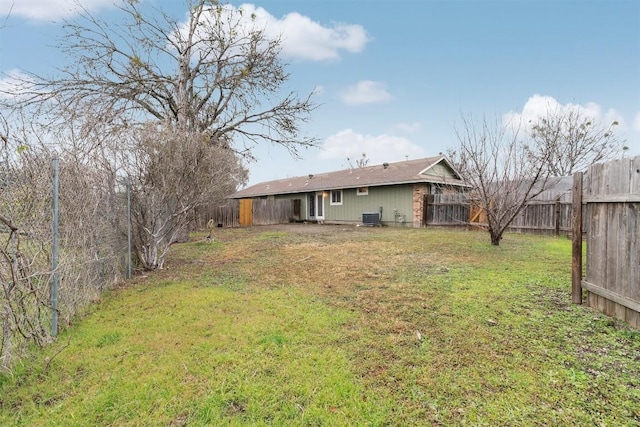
[182,224,640,425]
[2,224,639,426]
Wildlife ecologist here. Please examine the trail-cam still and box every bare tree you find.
[125,124,246,270]
[529,108,623,176]
[347,152,370,169]
[10,0,318,157]
[448,114,553,245]
[1,0,320,270]
[0,148,50,368]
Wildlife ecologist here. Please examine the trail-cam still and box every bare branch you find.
[529,107,624,176]
[450,113,554,245]
[11,0,318,154]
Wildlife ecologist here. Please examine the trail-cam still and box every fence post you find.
[423,194,429,227]
[571,172,583,304]
[554,197,561,237]
[126,177,132,279]
[51,153,59,337]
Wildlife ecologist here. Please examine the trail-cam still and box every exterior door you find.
[308,193,315,218]
[308,192,324,220]
[315,192,324,220]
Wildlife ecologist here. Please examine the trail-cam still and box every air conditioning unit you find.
[362,212,380,226]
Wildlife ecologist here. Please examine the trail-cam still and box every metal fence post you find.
[51,153,59,336]
[126,176,132,279]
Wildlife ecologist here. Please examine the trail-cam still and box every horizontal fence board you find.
[584,194,640,203]
[582,280,640,314]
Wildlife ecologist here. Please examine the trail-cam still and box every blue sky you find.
[1,0,639,186]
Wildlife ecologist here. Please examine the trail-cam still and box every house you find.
[230,156,468,227]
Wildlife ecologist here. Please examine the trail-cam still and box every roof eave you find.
[230,176,469,198]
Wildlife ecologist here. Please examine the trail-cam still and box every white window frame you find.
[356,187,369,196]
[330,190,343,205]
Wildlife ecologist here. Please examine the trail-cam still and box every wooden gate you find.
[572,156,640,328]
[468,199,486,226]
[239,199,253,226]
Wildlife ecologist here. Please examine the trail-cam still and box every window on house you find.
[330,190,343,205]
[357,187,369,196]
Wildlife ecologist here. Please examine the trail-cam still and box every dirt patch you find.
[252,222,378,235]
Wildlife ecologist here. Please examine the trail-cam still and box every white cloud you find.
[174,4,367,62]
[633,112,640,132]
[0,69,36,99]
[218,4,368,61]
[395,121,422,133]
[7,1,368,60]
[318,129,425,164]
[341,80,392,105]
[503,94,624,132]
[0,0,114,21]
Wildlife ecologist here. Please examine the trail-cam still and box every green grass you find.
[1,226,639,426]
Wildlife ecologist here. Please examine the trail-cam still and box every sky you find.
[1,0,639,186]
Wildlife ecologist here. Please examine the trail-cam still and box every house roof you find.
[231,156,468,199]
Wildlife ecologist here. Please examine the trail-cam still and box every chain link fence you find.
[1,146,128,370]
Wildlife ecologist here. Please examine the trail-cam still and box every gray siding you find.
[325,185,414,225]
[423,162,453,180]
[269,185,414,225]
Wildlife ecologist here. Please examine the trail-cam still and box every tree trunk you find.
[490,231,502,246]
[139,240,160,270]
[2,308,11,370]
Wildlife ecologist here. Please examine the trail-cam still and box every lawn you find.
[1,225,639,426]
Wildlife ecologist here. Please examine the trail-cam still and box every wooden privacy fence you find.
[572,156,640,329]
[507,199,572,235]
[425,193,573,235]
[192,201,240,229]
[423,194,470,226]
[251,199,295,226]
[194,198,295,228]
